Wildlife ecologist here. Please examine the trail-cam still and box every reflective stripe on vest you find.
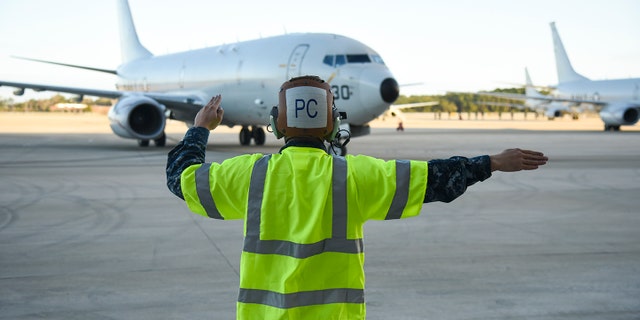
[195,163,223,219]
[239,155,365,308]
[238,288,364,309]
[385,159,411,220]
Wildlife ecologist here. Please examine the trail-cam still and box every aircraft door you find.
[286,44,309,79]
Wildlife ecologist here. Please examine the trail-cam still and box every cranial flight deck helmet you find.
[270,75,341,142]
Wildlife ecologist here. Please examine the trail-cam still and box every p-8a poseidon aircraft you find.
[0,0,401,154]
[479,22,640,131]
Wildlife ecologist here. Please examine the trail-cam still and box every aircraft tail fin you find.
[117,0,152,63]
[550,22,589,84]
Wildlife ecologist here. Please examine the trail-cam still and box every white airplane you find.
[477,22,640,130]
[547,22,640,130]
[0,0,402,154]
[478,67,573,120]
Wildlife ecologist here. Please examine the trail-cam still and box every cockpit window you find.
[371,55,385,64]
[346,54,371,63]
[323,55,334,66]
[323,54,384,67]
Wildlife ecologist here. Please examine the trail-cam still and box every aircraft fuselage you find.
[115,33,397,127]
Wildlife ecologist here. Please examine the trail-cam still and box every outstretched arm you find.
[425,149,548,203]
[490,148,548,172]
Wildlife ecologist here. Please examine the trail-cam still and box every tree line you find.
[0,94,113,112]
[395,87,533,113]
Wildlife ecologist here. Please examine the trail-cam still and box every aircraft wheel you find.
[138,139,150,147]
[604,125,621,131]
[253,126,266,145]
[154,132,166,147]
[240,127,252,145]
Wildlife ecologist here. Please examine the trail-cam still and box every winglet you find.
[550,22,589,84]
[117,0,153,63]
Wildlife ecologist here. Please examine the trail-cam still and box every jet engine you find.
[107,95,166,143]
[545,108,563,119]
[599,102,639,130]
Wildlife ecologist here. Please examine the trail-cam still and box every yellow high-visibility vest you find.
[181,146,428,319]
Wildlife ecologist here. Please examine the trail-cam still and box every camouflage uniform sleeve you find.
[166,127,210,200]
[425,155,492,203]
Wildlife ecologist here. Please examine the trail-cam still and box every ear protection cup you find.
[270,106,284,139]
[326,106,341,142]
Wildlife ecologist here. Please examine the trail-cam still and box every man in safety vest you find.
[166,75,548,319]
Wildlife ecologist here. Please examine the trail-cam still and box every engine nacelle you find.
[599,102,640,126]
[545,108,563,119]
[107,95,166,140]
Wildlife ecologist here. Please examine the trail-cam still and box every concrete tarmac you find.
[1,113,639,319]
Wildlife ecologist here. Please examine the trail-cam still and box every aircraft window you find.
[371,55,385,65]
[346,54,371,63]
[323,55,335,66]
[324,54,376,67]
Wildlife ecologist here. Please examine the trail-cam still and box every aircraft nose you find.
[380,78,399,103]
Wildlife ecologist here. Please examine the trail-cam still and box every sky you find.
[1,0,639,101]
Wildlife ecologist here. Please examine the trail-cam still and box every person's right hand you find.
[194,94,224,131]
[490,148,548,172]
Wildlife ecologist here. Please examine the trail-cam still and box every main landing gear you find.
[604,124,621,131]
[138,132,166,147]
[240,126,266,146]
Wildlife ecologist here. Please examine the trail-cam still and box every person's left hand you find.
[490,148,548,172]
[194,94,224,131]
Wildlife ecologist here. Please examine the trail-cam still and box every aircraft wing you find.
[390,101,439,111]
[0,80,123,99]
[0,80,203,121]
[383,101,439,120]
[477,91,607,106]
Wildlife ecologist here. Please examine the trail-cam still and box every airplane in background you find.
[0,0,403,154]
[547,22,640,131]
[478,68,575,120]
[481,22,640,131]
